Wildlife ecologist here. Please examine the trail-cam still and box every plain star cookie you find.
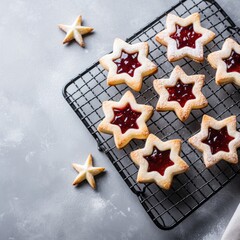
[153,65,208,121]
[130,134,189,190]
[99,38,158,91]
[98,91,153,149]
[188,115,240,168]
[72,154,105,189]
[155,13,215,62]
[208,38,240,86]
[58,15,93,47]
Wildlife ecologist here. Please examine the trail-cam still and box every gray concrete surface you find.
[0,0,240,239]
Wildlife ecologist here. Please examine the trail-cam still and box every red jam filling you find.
[166,79,195,107]
[144,147,174,175]
[170,24,202,49]
[223,50,240,73]
[111,103,141,134]
[202,126,234,155]
[113,51,141,77]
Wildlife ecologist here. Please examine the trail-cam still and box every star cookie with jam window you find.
[155,12,215,62]
[97,91,153,149]
[130,134,189,190]
[58,15,93,47]
[208,38,240,86]
[153,65,208,122]
[188,115,240,168]
[99,38,158,91]
[72,154,105,189]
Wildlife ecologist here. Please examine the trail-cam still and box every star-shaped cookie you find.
[155,12,215,62]
[99,38,158,91]
[72,154,105,189]
[58,15,93,47]
[188,115,240,168]
[98,91,153,149]
[130,134,189,190]
[153,65,208,121]
[208,38,240,86]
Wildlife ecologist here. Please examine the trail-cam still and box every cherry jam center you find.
[144,147,174,175]
[170,24,202,49]
[223,50,240,73]
[113,51,142,77]
[202,126,234,155]
[111,103,141,134]
[167,79,195,107]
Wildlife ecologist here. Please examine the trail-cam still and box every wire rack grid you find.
[63,0,240,230]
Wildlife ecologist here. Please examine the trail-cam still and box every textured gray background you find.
[1,0,240,239]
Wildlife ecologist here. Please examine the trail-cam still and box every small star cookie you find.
[58,15,93,47]
[155,13,215,62]
[153,65,208,121]
[72,154,105,189]
[99,38,158,91]
[98,91,153,149]
[208,38,240,86]
[188,115,240,168]
[130,134,189,190]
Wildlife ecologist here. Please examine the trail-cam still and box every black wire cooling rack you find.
[63,0,240,230]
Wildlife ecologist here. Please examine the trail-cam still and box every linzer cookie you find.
[188,115,240,168]
[155,13,215,62]
[153,65,208,121]
[98,91,153,149]
[208,38,240,86]
[130,134,189,190]
[99,38,157,91]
